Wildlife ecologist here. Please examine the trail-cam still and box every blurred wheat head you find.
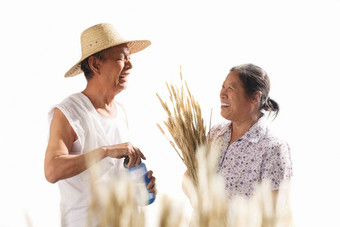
[88,173,145,227]
[158,194,186,227]
[182,144,229,227]
[79,143,294,227]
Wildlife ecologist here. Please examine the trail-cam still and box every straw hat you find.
[65,23,151,77]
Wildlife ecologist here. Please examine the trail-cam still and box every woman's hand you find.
[103,142,146,168]
[182,170,196,207]
[182,170,190,197]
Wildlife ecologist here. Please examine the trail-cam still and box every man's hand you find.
[146,170,157,195]
[104,142,146,168]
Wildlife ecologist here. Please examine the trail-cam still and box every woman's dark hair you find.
[80,48,110,80]
[230,63,279,118]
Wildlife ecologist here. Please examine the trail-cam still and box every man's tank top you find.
[48,92,130,227]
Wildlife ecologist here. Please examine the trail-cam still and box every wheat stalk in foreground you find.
[156,67,207,186]
[88,174,145,227]
[82,142,294,227]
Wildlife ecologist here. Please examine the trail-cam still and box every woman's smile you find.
[221,103,231,108]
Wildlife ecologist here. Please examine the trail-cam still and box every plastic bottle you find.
[124,157,156,205]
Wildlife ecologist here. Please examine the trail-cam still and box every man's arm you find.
[44,108,145,183]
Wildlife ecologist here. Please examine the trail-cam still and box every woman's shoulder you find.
[262,128,291,154]
[261,128,293,177]
[210,121,230,132]
[208,121,231,139]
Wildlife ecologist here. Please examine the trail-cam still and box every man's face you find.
[99,44,133,93]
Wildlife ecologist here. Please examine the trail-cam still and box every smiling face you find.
[97,44,133,94]
[220,71,258,122]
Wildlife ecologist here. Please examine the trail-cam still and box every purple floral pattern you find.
[208,116,292,197]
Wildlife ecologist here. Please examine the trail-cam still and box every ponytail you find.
[262,97,279,118]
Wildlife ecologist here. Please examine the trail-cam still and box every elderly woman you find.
[209,63,292,198]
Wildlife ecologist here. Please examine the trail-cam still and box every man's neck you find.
[82,86,117,118]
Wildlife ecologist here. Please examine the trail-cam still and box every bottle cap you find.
[123,157,130,168]
[124,157,143,168]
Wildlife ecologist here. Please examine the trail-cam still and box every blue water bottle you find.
[124,157,156,205]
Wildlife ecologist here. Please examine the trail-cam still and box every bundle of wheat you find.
[157,67,207,186]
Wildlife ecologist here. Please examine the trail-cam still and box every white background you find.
[0,0,339,226]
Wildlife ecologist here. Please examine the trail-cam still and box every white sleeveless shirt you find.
[48,93,130,227]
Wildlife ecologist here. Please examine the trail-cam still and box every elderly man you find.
[44,23,156,227]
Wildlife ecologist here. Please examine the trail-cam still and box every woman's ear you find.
[88,56,101,75]
[252,91,262,104]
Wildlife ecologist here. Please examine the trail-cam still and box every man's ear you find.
[88,56,101,75]
[252,91,262,104]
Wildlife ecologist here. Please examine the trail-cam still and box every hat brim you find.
[64,40,151,78]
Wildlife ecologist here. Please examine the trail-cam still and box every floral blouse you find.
[208,116,292,197]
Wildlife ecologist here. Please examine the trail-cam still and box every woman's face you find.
[220,71,257,122]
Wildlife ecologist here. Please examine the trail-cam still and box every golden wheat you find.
[158,194,186,227]
[88,175,145,227]
[79,142,295,227]
[156,67,207,186]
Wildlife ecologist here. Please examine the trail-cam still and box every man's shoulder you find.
[59,92,83,105]
[115,100,125,110]
[48,93,89,122]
